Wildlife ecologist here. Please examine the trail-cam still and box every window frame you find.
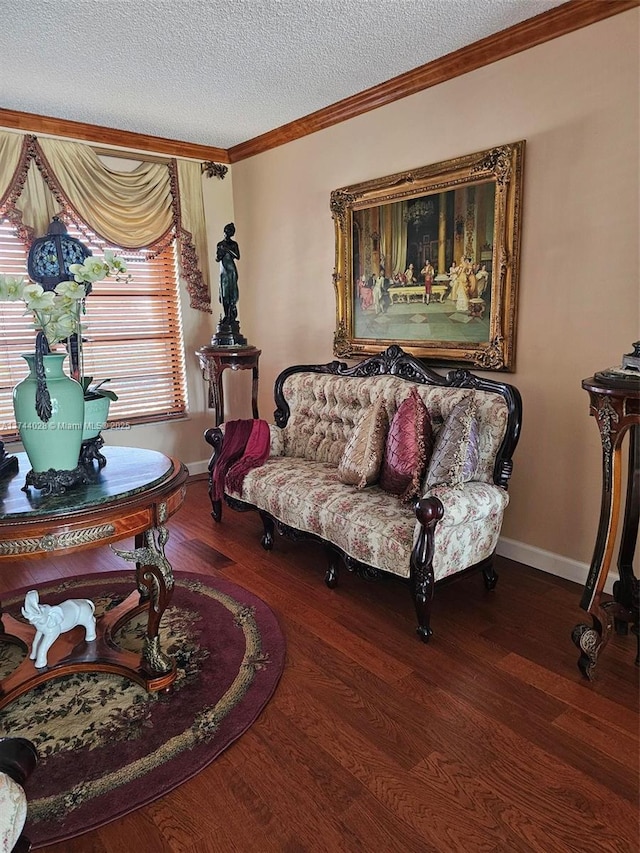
[0,219,188,441]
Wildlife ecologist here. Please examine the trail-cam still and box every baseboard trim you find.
[187,460,209,477]
[497,536,614,594]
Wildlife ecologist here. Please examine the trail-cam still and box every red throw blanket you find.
[211,419,271,502]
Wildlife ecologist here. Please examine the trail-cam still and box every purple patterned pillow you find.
[424,397,480,489]
[337,396,389,489]
[379,387,434,502]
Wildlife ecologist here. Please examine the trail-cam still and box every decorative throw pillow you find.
[379,387,434,502]
[337,397,389,489]
[424,396,480,489]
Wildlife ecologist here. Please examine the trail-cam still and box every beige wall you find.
[228,11,639,567]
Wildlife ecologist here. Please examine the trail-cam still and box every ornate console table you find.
[572,364,639,679]
[0,446,188,709]
[196,344,261,427]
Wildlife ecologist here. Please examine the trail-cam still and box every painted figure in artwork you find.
[464,258,478,300]
[475,264,490,298]
[216,222,240,325]
[450,259,468,310]
[421,260,435,303]
[358,275,373,310]
[373,271,385,315]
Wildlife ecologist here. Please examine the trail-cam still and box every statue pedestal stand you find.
[196,334,261,427]
[211,319,247,348]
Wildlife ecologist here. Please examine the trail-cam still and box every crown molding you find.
[228,0,639,162]
[0,108,229,163]
[0,0,635,166]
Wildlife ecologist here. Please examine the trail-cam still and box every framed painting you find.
[331,141,525,371]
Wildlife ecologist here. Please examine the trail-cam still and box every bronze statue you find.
[216,223,240,326]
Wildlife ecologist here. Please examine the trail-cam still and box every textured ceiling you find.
[2,0,565,149]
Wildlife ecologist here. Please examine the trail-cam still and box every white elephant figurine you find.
[21,589,97,669]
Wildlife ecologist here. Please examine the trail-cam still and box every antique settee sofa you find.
[205,345,522,641]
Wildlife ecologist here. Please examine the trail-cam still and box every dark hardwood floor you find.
[1,478,638,852]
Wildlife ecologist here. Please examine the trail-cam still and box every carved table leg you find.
[613,425,639,641]
[208,361,225,428]
[112,527,175,675]
[632,578,640,666]
[571,618,604,681]
[572,399,624,678]
[214,367,226,428]
[251,363,260,420]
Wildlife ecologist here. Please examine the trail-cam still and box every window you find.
[0,220,188,438]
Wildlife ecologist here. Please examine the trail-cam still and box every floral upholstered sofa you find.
[205,345,522,641]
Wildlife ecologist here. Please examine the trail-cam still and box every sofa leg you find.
[325,549,340,588]
[411,574,434,643]
[211,498,222,523]
[259,512,274,550]
[482,561,499,590]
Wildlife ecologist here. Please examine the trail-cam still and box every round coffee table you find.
[0,446,188,710]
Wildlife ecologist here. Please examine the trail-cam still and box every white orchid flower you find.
[24,289,56,313]
[0,274,26,301]
[68,258,107,283]
[68,262,91,283]
[55,279,87,300]
[2,251,131,382]
[104,250,127,274]
[21,282,45,302]
[83,257,109,281]
[43,314,78,346]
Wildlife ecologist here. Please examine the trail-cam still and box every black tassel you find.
[34,332,52,422]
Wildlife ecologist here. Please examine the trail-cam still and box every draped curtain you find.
[390,201,408,276]
[0,129,211,312]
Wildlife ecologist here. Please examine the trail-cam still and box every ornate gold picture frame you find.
[331,141,525,371]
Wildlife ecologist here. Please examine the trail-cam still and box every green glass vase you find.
[13,353,85,473]
[82,394,111,441]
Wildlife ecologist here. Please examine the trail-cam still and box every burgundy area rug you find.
[0,572,285,849]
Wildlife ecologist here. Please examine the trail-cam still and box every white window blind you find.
[0,220,188,438]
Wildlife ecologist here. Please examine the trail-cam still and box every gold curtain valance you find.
[0,129,211,312]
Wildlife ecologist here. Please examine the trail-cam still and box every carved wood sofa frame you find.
[205,346,522,642]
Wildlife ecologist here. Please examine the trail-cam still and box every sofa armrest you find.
[423,481,510,527]
[204,420,282,523]
[0,773,27,853]
[268,424,285,457]
[0,738,38,853]
[205,422,284,460]
[412,481,510,588]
